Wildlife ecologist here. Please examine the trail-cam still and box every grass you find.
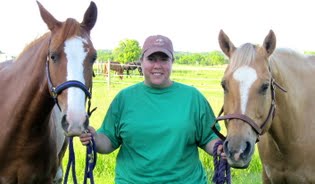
[62,64,262,184]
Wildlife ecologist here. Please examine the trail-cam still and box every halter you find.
[45,56,91,108]
[211,77,287,142]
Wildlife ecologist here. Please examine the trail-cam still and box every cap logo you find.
[154,38,164,46]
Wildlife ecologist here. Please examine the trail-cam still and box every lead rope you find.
[63,137,78,184]
[212,140,231,184]
[83,132,97,184]
[63,135,97,184]
[63,89,97,184]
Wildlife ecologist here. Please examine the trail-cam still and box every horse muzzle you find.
[223,136,255,169]
[61,114,89,137]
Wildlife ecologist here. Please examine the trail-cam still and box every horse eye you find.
[91,53,97,63]
[50,53,58,62]
[259,83,269,94]
[221,80,228,93]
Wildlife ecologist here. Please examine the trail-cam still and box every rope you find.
[83,136,97,184]
[212,140,231,184]
[63,137,78,184]
[63,135,97,184]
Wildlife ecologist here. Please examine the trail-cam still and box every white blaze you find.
[64,36,87,124]
[233,66,257,114]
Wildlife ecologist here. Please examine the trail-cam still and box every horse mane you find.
[62,18,85,39]
[16,18,85,61]
[15,33,50,60]
[229,43,257,72]
[271,48,306,60]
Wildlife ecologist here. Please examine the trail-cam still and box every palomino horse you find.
[104,61,124,79]
[212,30,315,183]
[0,1,97,183]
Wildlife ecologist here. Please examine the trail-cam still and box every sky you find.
[0,0,314,56]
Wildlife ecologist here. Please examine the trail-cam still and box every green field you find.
[62,64,262,184]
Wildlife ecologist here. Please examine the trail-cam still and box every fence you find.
[93,61,225,93]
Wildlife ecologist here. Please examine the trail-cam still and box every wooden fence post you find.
[107,60,110,89]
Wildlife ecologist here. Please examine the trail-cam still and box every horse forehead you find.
[64,36,88,53]
[63,37,88,78]
[231,66,258,114]
[233,66,257,83]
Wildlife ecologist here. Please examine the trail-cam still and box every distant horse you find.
[135,60,143,76]
[104,61,124,79]
[0,1,97,184]
[123,61,142,77]
[212,30,315,183]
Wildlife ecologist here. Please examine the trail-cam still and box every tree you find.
[97,50,113,62]
[206,51,227,65]
[112,39,141,63]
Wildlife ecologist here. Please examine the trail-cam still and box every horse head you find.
[216,30,277,168]
[38,1,97,137]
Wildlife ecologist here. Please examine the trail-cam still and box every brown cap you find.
[141,35,174,59]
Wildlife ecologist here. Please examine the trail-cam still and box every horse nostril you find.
[241,141,252,159]
[223,140,232,157]
[61,115,69,131]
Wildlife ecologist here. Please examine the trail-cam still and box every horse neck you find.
[267,50,315,146]
[0,35,55,150]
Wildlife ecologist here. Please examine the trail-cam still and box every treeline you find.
[96,39,228,66]
[97,49,228,66]
[95,38,315,66]
[174,51,227,65]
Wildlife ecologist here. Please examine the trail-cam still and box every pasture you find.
[63,64,262,184]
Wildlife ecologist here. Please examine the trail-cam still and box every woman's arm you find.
[80,126,116,154]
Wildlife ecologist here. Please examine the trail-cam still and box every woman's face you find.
[141,52,173,88]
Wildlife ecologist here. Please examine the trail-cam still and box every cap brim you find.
[143,47,173,59]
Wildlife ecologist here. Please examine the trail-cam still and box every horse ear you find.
[81,1,98,33]
[263,30,276,57]
[36,1,61,31]
[218,30,236,58]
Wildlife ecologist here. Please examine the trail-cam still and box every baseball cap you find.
[141,35,174,59]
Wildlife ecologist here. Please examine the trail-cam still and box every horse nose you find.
[61,114,88,136]
[61,115,69,133]
[223,139,252,168]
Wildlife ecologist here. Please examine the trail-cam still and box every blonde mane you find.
[229,43,257,72]
[271,48,306,61]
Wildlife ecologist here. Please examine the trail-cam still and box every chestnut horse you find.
[212,30,315,183]
[0,1,97,184]
[0,60,67,184]
[104,61,124,79]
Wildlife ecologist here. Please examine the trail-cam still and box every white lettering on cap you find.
[154,38,164,46]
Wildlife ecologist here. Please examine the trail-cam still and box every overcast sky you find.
[0,0,314,56]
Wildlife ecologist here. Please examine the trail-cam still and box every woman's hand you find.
[79,126,96,145]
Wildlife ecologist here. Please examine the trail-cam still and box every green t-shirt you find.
[98,82,220,184]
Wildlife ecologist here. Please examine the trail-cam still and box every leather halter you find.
[211,77,287,142]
